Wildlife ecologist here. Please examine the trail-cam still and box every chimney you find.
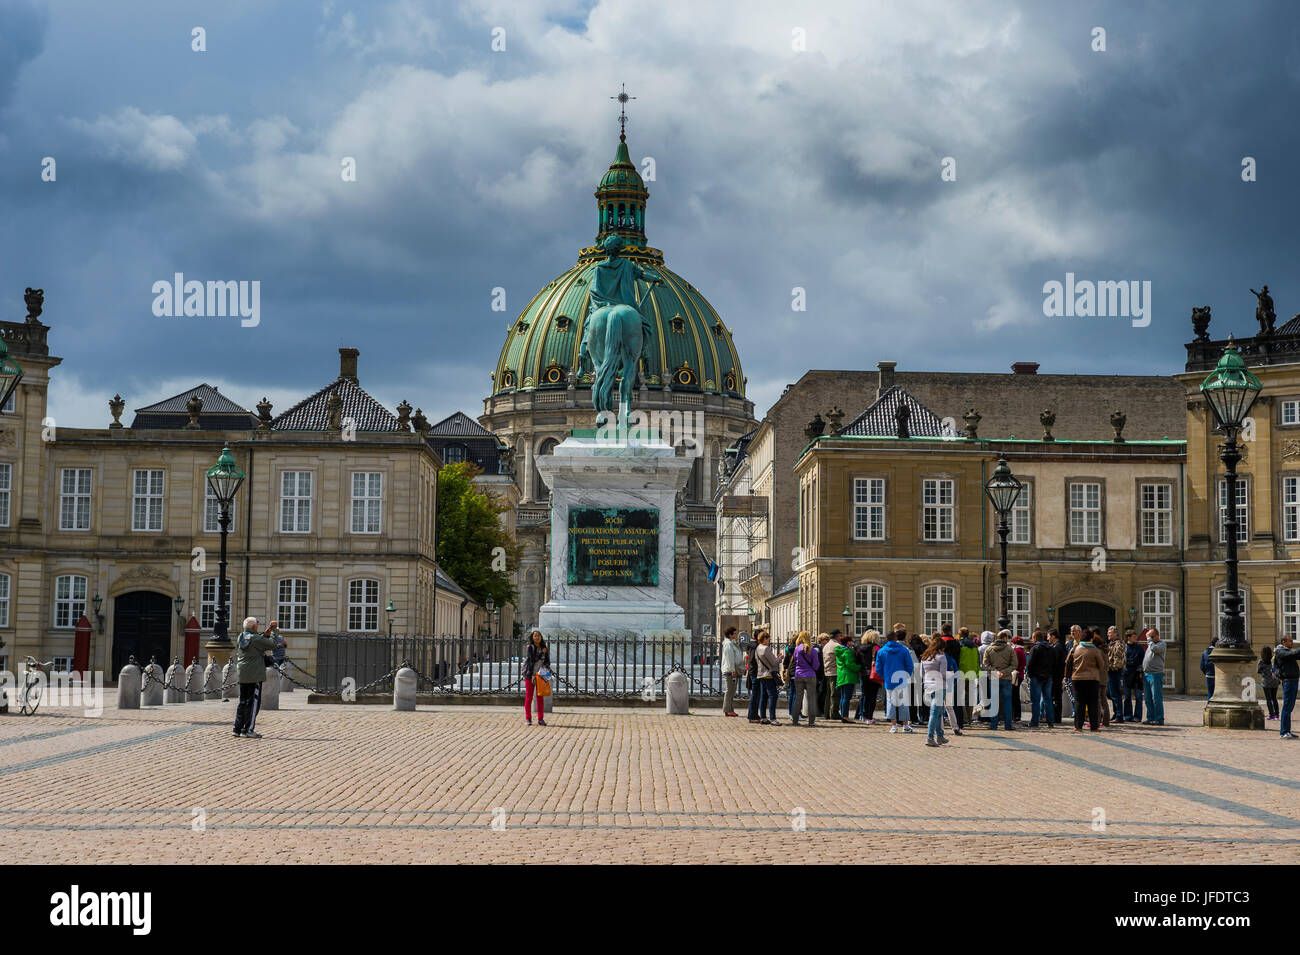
[1011,361,1039,375]
[877,360,896,396]
[339,347,359,383]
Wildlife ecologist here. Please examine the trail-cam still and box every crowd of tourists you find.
[718,624,1300,742]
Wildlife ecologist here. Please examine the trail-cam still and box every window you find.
[50,657,73,673]
[1217,479,1248,543]
[276,578,310,631]
[203,483,235,534]
[0,572,8,628]
[279,471,313,533]
[1284,477,1300,542]
[350,472,382,534]
[853,583,885,635]
[442,445,466,464]
[1140,483,1173,546]
[922,584,955,634]
[1282,400,1300,426]
[1,389,13,413]
[853,478,885,540]
[1282,587,1300,639]
[347,579,381,632]
[0,462,10,527]
[59,468,92,531]
[1216,588,1248,642]
[1007,585,1031,638]
[1141,588,1176,642]
[922,479,954,541]
[198,576,231,630]
[1008,483,1032,544]
[1068,481,1101,545]
[54,574,87,628]
[131,469,165,531]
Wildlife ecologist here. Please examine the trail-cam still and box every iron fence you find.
[315,633,752,699]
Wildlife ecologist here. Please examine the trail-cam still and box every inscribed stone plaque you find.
[567,506,659,586]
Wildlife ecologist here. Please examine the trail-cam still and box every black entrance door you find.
[1057,600,1116,637]
[112,591,173,678]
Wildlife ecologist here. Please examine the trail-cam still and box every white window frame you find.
[198,576,231,631]
[1282,587,1300,640]
[350,472,382,535]
[853,478,885,541]
[59,468,92,531]
[922,479,954,542]
[1283,477,1299,543]
[54,574,87,629]
[347,578,381,632]
[203,483,235,534]
[1218,478,1249,544]
[0,462,10,528]
[1068,481,1102,546]
[442,445,466,464]
[1,389,13,413]
[1140,588,1176,643]
[1281,399,1300,426]
[852,582,885,635]
[1007,585,1031,638]
[279,471,313,534]
[0,572,9,628]
[1215,587,1249,643]
[922,583,956,634]
[276,578,310,631]
[1139,482,1173,546]
[1008,482,1032,545]
[131,468,165,532]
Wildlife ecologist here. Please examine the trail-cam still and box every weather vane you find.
[611,83,635,142]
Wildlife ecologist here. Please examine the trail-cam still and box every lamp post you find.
[842,604,852,638]
[92,593,105,634]
[485,597,495,640]
[1045,605,1055,629]
[1199,339,1264,729]
[984,456,1023,633]
[204,447,245,670]
[386,600,395,638]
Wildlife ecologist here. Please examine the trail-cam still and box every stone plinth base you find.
[1203,645,1266,730]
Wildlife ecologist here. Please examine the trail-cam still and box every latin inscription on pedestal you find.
[567,507,659,587]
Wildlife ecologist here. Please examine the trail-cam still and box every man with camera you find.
[233,616,280,739]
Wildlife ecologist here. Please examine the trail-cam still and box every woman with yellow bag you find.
[522,629,552,726]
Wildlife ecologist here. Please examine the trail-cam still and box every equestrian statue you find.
[579,234,662,420]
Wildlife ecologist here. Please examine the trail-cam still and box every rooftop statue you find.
[579,234,661,416]
[1251,285,1276,336]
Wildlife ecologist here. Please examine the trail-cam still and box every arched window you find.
[534,438,559,501]
[1281,586,1300,639]
[921,583,956,635]
[199,576,231,631]
[1140,588,1176,641]
[54,574,88,629]
[1007,585,1031,638]
[853,582,885,635]
[347,579,381,632]
[276,578,310,632]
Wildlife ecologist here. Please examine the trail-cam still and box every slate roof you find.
[770,574,799,600]
[1275,314,1300,336]
[271,378,403,432]
[429,411,495,438]
[130,383,257,430]
[838,385,946,437]
[434,564,471,601]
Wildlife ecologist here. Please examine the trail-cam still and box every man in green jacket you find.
[834,633,861,724]
[233,616,278,739]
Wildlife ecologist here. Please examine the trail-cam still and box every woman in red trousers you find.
[522,630,552,726]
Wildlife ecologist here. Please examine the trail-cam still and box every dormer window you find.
[543,363,566,385]
[713,321,725,337]
[674,362,697,387]
[555,314,572,331]
[501,369,516,388]
[515,320,530,334]
[670,314,685,333]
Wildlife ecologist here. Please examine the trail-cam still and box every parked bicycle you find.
[17,657,53,715]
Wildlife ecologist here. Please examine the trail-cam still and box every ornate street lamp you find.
[204,447,245,647]
[984,456,1023,633]
[485,596,495,639]
[1199,339,1264,729]
[92,593,105,634]
[0,339,23,414]
[1045,605,1055,628]
[842,604,852,637]
[174,595,186,618]
[386,600,396,638]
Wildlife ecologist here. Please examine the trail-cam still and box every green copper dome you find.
[491,139,745,398]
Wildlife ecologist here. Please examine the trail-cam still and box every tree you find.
[436,461,520,609]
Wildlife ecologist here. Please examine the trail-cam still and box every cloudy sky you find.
[1,0,1297,428]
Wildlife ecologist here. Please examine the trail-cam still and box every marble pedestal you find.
[536,429,692,632]
[1204,646,1266,729]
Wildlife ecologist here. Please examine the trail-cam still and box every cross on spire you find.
[611,83,635,142]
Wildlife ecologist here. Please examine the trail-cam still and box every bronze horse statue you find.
[578,235,661,416]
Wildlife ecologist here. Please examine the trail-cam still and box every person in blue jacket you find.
[1200,637,1218,701]
[875,626,916,734]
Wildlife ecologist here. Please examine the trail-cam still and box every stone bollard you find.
[221,659,238,701]
[393,667,417,711]
[665,671,689,715]
[117,659,142,710]
[164,658,183,704]
[279,665,294,693]
[141,661,165,707]
[185,661,204,701]
[544,695,554,713]
[259,667,280,711]
[203,660,221,700]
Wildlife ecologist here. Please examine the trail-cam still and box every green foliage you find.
[436,461,520,608]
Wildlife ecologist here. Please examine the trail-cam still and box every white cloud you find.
[66,106,197,171]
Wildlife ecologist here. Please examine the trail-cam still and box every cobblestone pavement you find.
[4,693,1296,864]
